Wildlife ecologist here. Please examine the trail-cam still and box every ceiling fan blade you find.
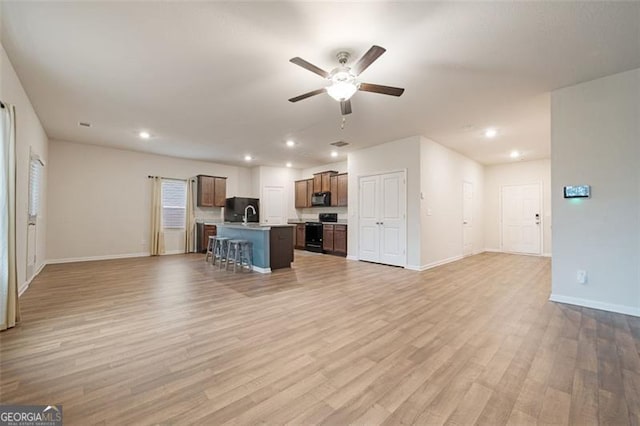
[358,82,405,97]
[340,100,352,115]
[288,88,326,103]
[290,57,330,79]
[352,45,386,76]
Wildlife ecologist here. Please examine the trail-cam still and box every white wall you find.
[551,68,640,316]
[1,44,49,294]
[47,140,252,261]
[420,137,484,268]
[484,159,551,255]
[348,136,422,267]
[251,166,300,223]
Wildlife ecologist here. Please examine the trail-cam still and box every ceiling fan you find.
[288,45,405,116]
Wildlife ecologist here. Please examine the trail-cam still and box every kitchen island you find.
[216,224,295,273]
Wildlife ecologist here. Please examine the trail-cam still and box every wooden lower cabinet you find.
[322,224,347,257]
[295,224,306,249]
[333,225,347,255]
[196,223,217,253]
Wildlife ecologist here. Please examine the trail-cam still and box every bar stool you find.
[205,236,217,263]
[214,237,231,269]
[226,240,253,272]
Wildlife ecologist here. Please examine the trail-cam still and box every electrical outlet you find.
[426,209,432,216]
[577,270,587,284]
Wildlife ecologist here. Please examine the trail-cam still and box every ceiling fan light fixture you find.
[327,68,358,101]
[327,81,358,101]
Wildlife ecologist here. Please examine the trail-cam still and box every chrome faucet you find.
[243,205,256,225]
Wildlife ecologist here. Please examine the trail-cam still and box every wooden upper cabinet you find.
[330,175,338,207]
[313,174,322,193]
[306,179,314,207]
[321,173,332,192]
[295,180,308,208]
[197,175,226,207]
[213,177,226,207]
[337,173,348,206]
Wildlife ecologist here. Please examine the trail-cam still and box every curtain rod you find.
[147,175,195,182]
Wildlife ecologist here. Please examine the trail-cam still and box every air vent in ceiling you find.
[78,122,92,128]
[330,140,349,147]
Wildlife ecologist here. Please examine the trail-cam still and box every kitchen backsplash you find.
[296,207,348,221]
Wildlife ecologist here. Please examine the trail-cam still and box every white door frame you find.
[499,182,543,255]
[356,169,407,267]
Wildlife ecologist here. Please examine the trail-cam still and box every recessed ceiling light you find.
[244,155,252,161]
[286,162,292,168]
[286,140,295,147]
[484,128,497,138]
[510,150,520,159]
[139,131,151,139]
[331,151,338,158]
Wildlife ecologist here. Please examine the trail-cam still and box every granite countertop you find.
[217,223,295,231]
[287,219,348,225]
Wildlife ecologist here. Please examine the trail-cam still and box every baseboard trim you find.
[18,262,47,297]
[549,294,640,317]
[46,252,151,264]
[484,248,552,258]
[407,254,465,272]
[252,265,271,274]
[346,255,358,261]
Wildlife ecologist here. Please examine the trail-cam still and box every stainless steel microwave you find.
[311,192,331,207]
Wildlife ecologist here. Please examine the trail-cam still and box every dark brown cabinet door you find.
[321,173,332,193]
[295,180,308,208]
[197,175,215,207]
[213,177,226,207]
[306,179,314,207]
[333,225,347,255]
[323,225,334,252]
[295,224,306,249]
[199,225,217,252]
[313,174,322,193]
[337,173,348,206]
[330,175,338,207]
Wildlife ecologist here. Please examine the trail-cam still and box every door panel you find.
[379,172,406,266]
[463,181,473,256]
[358,172,406,267]
[358,176,380,263]
[501,184,541,254]
[262,186,284,225]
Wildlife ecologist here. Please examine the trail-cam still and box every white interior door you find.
[379,172,406,266]
[358,176,380,263]
[462,181,473,256]
[358,171,406,267]
[261,186,284,225]
[501,184,542,254]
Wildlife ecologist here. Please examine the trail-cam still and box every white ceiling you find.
[2,1,639,167]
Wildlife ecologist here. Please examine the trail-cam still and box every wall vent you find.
[330,140,349,147]
[78,122,92,128]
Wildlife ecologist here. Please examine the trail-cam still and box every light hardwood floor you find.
[1,252,639,425]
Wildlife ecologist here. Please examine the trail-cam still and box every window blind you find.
[162,179,187,229]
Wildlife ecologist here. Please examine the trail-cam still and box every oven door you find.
[305,223,323,253]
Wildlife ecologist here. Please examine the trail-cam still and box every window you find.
[28,156,43,223]
[162,179,186,228]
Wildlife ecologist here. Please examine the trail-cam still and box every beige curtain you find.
[185,178,196,253]
[149,176,165,256]
[1,103,20,331]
